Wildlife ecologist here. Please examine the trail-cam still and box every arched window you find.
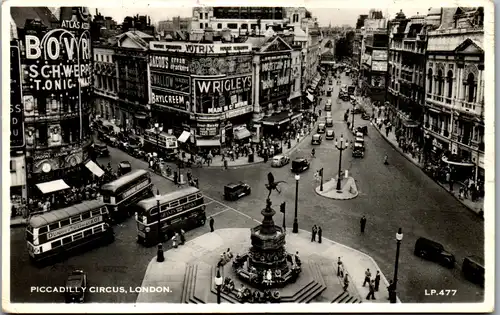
[427,68,433,95]
[436,70,443,98]
[446,70,453,103]
[467,73,476,103]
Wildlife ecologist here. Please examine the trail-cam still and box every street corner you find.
[315,176,358,200]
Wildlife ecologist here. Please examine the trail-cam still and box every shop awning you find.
[442,156,475,167]
[288,91,302,100]
[178,131,191,143]
[196,139,221,147]
[234,128,252,140]
[402,120,419,128]
[135,112,148,120]
[290,112,303,121]
[36,179,70,194]
[85,160,105,177]
[261,112,291,126]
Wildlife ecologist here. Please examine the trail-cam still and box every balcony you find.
[425,93,484,117]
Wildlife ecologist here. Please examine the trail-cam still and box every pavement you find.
[315,176,359,200]
[136,228,396,304]
[361,102,484,216]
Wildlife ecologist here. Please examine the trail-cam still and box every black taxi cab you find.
[311,134,322,145]
[291,158,310,173]
[65,270,87,303]
[224,182,251,201]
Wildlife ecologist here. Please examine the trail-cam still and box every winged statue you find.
[265,172,287,199]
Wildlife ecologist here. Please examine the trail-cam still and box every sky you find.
[90,6,430,27]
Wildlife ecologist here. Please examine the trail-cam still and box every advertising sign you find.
[47,216,102,240]
[151,72,190,94]
[372,50,388,60]
[150,42,252,54]
[372,61,388,72]
[191,55,252,76]
[10,45,24,148]
[196,76,252,95]
[150,55,190,72]
[151,89,190,111]
[197,123,220,137]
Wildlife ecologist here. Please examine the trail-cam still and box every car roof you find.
[417,237,444,247]
[465,255,484,266]
[326,129,334,134]
[273,155,283,159]
[293,158,306,162]
[225,182,245,188]
[313,134,321,137]
[318,123,325,126]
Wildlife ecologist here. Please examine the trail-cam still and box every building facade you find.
[11,7,94,197]
[92,46,119,125]
[387,12,427,144]
[423,7,485,185]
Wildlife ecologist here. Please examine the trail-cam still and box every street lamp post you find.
[154,122,163,171]
[214,268,223,304]
[391,228,403,303]
[351,107,355,131]
[334,135,349,191]
[292,174,300,233]
[156,189,164,262]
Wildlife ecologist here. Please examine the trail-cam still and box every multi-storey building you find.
[359,10,389,101]
[11,7,94,198]
[387,12,427,144]
[423,7,484,185]
[157,16,191,34]
[92,45,119,127]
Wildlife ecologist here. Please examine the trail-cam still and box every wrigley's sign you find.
[150,42,252,54]
[196,76,252,94]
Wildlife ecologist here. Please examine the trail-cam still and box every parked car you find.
[414,237,455,268]
[224,182,251,201]
[271,155,290,168]
[462,255,484,287]
[325,129,335,140]
[118,161,132,176]
[65,270,87,303]
[291,158,310,173]
[352,106,362,114]
[311,134,322,145]
[326,118,333,127]
[93,143,109,157]
[317,123,326,134]
[325,104,332,111]
[326,112,332,118]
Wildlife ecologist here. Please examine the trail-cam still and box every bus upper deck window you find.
[39,226,48,234]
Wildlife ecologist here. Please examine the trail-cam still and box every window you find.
[71,216,82,223]
[93,226,103,234]
[180,197,188,204]
[61,219,70,227]
[51,240,62,248]
[436,70,444,98]
[199,13,203,19]
[49,223,60,231]
[83,229,92,237]
[82,212,91,220]
[91,209,101,216]
[10,160,16,172]
[73,232,83,241]
[447,70,453,101]
[205,23,208,28]
[466,73,476,103]
[62,236,72,245]
[199,23,203,29]
[217,23,222,29]
[427,68,433,94]
[241,23,248,29]
[227,23,238,29]
[205,13,208,19]
[39,226,48,234]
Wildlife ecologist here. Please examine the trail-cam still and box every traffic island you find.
[315,176,358,200]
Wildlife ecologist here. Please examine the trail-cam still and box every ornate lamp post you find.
[334,135,349,191]
[351,107,355,131]
[156,189,164,262]
[391,228,403,303]
[214,268,223,304]
[292,174,300,233]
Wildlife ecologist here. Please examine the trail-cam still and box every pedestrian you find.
[360,215,367,233]
[374,270,381,291]
[311,225,317,242]
[366,280,376,300]
[209,216,215,232]
[387,280,395,300]
[337,257,344,277]
[363,268,371,286]
[343,273,349,291]
[317,226,322,243]
[223,158,228,170]
[180,229,186,245]
[172,233,178,248]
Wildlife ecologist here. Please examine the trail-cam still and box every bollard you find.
[345,170,349,178]
[180,174,184,184]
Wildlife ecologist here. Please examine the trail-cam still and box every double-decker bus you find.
[142,128,178,160]
[100,169,154,220]
[134,187,206,246]
[26,200,114,265]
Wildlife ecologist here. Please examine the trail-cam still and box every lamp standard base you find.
[157,243,165,262]
[292,220,299,233]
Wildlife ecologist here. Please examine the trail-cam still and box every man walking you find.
[209,216,215,232]
[311,225,318,242]
[343,273,349,291]
[363,268,371,287]
[180,229,186,245]
[374,270,381,291]
[317,226,322,243]
[337,257,344,277]
[360,215,367,233]
[366,280,376,300]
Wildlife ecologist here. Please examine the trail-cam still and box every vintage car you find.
[93,143,109,157]
[291,158,310,173]
[311,134,322,145]
[352,106,363,114]
[118,161,132,176]
[224,182,251,201]
[326,118,333,127]
[414,237,455,269]
[271,155,290,168]
[356,126,368,136]
[352,142,364,158]
[355,137,365,147]
[325,129,335,140]
[462,255,484,287]
[65,270,87,303]
[356,131,364,138]
[325,104,332,111]
[326,111,332,118]
[317,123,326,134]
